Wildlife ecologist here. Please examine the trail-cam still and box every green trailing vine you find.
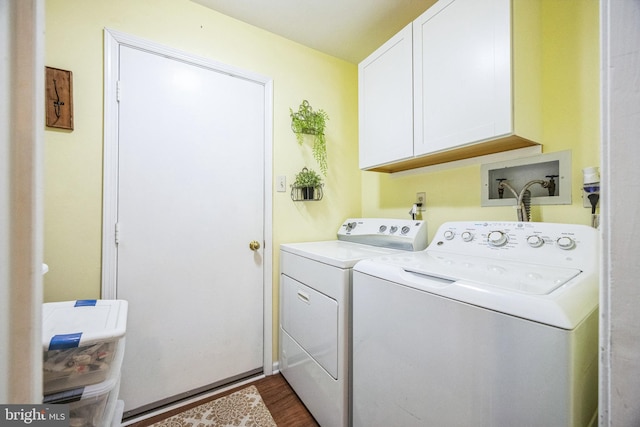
[290,100,329,175]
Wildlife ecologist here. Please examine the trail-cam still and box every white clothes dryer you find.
[279,218,428,427]
[352,221,599,427]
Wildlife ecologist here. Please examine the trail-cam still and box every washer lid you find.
[355,252,597,329]
[403,250,582,295]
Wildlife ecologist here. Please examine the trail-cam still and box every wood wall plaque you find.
[45,66,74,130]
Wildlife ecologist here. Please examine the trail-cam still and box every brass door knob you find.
[249,240,261,251]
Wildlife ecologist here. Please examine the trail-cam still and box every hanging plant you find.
[293,167,323,188]
[292,167,323,200]
[290,100,329,175]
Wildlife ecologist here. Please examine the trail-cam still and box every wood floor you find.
[126,373,320,427]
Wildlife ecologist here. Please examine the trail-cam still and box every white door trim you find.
[101,28,273,375]
[1,0,45,402]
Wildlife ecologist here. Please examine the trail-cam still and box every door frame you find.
[101,28,274,375]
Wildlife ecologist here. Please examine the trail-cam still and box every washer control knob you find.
[390,226,398,234]
[346,222,357,232]
[461,231,474,242]
[401,226,410,235]
[443,230,455,240]
[526,235,545,248]
[487,231,508,247]
[556,236,576,250]
[378,225,387,233]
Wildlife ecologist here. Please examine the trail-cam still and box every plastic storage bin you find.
[110,400,124,427]
[42,300,128,394]
[44,373,121,427]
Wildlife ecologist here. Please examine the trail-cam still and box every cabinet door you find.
[414,0,512,156]
[358,23,414,169]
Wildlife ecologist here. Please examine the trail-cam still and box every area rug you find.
[151,385,277,427]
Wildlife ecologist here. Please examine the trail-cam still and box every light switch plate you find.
[276,176,287,192]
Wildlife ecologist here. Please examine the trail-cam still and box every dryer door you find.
[281,275,338,378]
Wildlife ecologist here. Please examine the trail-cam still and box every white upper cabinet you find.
[413,0,511,156]
[358,0,541,173]
[358,24,413,170]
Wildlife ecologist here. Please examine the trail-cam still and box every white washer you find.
[279,218,428,427]
[352,221,599,427]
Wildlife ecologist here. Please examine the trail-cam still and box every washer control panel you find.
[338,218,428,251]
[429,221,598,269]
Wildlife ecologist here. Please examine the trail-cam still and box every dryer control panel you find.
[337,218,428,251]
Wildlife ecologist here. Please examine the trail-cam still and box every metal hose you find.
[521,190,532,222]
[516,180,550,222]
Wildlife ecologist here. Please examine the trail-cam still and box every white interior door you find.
[109,39,269,414]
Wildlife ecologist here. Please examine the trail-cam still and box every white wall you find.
[0,0,45,403]
[600,0,640,425]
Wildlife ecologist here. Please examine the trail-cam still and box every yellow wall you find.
[44,0,361,308]
[361,0,600,241]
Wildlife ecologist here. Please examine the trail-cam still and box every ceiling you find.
[190,0,437,63]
